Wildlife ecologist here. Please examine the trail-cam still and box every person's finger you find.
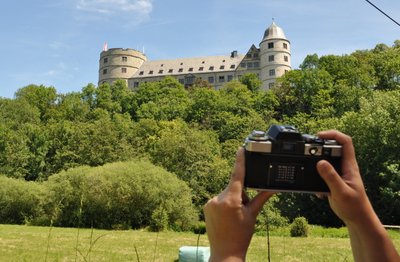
[317,160,347,195]
[317,130,357,165]
[247,191,274,216]
[315,193,328,199]
[228,147,246,194]
[242,190,250,205]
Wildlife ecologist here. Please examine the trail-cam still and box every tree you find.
[274,69,334,118]
[15,84,57,121]
[341,90,400,224]
[372,48,400,90]
[239,73,262,92]
[299,54,319,69]
[149,120,230,208]
[135,77,190,121]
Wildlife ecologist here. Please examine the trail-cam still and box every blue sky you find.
[0,0,399,98]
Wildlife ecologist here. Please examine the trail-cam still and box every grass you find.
[0,224,399,261]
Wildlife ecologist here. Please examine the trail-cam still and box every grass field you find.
[0,224,399,261]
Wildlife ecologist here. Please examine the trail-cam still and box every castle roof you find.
[132,53,245,78]
[262,21,287,41]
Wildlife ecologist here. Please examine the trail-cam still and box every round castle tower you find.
[259,22,291,89]
[98,48,147,86]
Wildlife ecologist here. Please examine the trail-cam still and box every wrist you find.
[209,254,246,262]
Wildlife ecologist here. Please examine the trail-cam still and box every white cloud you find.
[76,0,153,16]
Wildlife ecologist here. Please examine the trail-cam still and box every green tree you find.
[15,84,57,121]
[299,54,319,69]
[341,90,400,224]
[150,120,230,208]
[274,69,334,118]
[136,77,190,121]
[239,73,262,92]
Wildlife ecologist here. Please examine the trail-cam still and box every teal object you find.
[178,246,210,262]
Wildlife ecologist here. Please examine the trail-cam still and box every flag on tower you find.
[103,42,108,51]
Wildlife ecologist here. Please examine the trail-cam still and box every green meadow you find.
[1,224,399,262]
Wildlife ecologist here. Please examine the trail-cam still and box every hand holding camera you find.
[244,125,342,193]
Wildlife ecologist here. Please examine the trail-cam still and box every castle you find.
[98,22,291,90]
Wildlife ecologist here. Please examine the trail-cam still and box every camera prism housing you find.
[244,125,342,193]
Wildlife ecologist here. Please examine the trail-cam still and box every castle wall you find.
[98,48,147,86]
[98,23,291,90]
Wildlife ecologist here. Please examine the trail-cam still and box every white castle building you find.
[98,22,291,90]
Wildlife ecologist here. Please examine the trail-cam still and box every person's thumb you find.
[317,160,346,194]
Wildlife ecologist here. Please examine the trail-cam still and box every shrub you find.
[149,206,169,232]
[290,217,309,237]
[192,221,207,235]
[41,160,198,230]
[255,195,289,233]
[0,176,44,224]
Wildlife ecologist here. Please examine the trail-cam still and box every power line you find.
[364,0,400,27]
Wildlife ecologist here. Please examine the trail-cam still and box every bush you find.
[192,221,207,234]
[254,195,289,233]
[149,206,169,232]
[0,176,44,224]
[290,217,309,237]
[41,160,198,230]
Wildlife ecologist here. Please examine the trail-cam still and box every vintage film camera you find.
[244,125,342,193]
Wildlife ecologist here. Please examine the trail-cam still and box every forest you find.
[0,41,399,231]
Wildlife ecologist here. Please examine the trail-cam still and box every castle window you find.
[208,76,214,83]
[103,69,107,74]
[227,75,233,82]
[185,76,195,85]
[122,68,127,73]
[247,62,253,68]
[178,68,183,72]
[220,65,225,70]
[209,66,214,70]
[179,79,184,84]
[230,64,235,69]
[268,42,274,49]
[283,43,288,49]
[284,56,289,62]
[149,70,153,74]
[253,53,259,58]
[139,71,144,75]
[168,69,173,73]
[189,67,193,72]
[159,69,163,74]
[240,63,246,68]
[103,58,108,63]
[133,82,139,88]
[269,69,275,76]
[285,70,289,73]
[268,55,274,62]
[222,59,226,62]
[253,62,260,68]
[161,64,164,67]
[202,61,205,64]
[199,67,204,71]
[122,56,128,62]
[219,76,225,82]
[246,53,252,58]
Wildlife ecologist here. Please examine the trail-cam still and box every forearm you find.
[346,210,399,262]
[209,255,245,262]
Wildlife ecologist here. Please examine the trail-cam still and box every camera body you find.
[244,125,342,193]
